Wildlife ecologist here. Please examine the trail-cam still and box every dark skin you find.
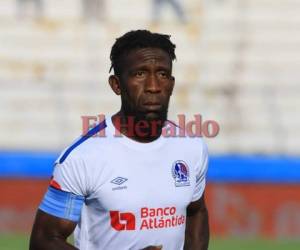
[109,48,175,142]
[30,48,209,250]
[184,194,210,250]
[29,210,77,250]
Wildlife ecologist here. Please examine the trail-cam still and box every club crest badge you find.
[172,160,190,187]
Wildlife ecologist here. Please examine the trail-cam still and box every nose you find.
[145,73,161,93]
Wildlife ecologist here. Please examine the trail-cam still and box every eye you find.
[134,71,146,78]
[158,71,169,79]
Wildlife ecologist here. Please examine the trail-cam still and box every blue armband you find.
[39,186,85,222]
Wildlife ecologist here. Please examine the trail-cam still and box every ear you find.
[109,75,121,95]
[169,76,175,96]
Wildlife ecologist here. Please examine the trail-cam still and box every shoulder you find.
[164,132,208,158]
[52,122,112,195]
[56,120,111,165]
[162,119,209,172]
[180,137,208,165]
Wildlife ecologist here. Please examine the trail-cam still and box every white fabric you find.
[52,116,209,250]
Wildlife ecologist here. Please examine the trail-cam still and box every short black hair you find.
[109,30,176,76]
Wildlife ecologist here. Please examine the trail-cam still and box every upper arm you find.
[185,194,209,250]
[30,209,77,248]
[29,154,87,249]
[187,194,208,220]
[186,139,209,235]
[185,141,209,250]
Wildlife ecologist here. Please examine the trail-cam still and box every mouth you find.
[143,102,162,111]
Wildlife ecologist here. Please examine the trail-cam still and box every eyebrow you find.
[129,64,171,71]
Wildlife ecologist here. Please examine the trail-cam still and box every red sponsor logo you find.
[109,211,136,231]
[109,207,185,231]
[140,207,185,230]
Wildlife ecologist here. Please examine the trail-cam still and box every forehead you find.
[122,48,172,68]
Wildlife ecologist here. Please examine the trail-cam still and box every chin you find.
[142,111,167,123]
[144,112,161,121]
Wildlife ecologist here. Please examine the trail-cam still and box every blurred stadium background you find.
[1,0,300,249]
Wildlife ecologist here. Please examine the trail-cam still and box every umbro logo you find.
[111,177,128,190]
[111,177,128,185]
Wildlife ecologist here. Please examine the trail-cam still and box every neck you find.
[111,111,165,143]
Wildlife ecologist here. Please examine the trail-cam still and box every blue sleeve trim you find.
[39,186,85,222]
[59,120,107,164]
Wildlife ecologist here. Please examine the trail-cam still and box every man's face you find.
[117,48,175,122]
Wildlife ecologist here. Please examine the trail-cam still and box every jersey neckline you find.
[105,115,166,151]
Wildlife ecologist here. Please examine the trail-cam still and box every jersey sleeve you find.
[39,155,88,222]
[191,141,209,202]
[50,155,89,196]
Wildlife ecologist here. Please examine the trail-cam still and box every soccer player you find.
[30,30,209,250]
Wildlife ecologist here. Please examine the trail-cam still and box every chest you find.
[88,153,196,213]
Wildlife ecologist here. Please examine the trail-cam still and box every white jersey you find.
[51,117,208,250]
